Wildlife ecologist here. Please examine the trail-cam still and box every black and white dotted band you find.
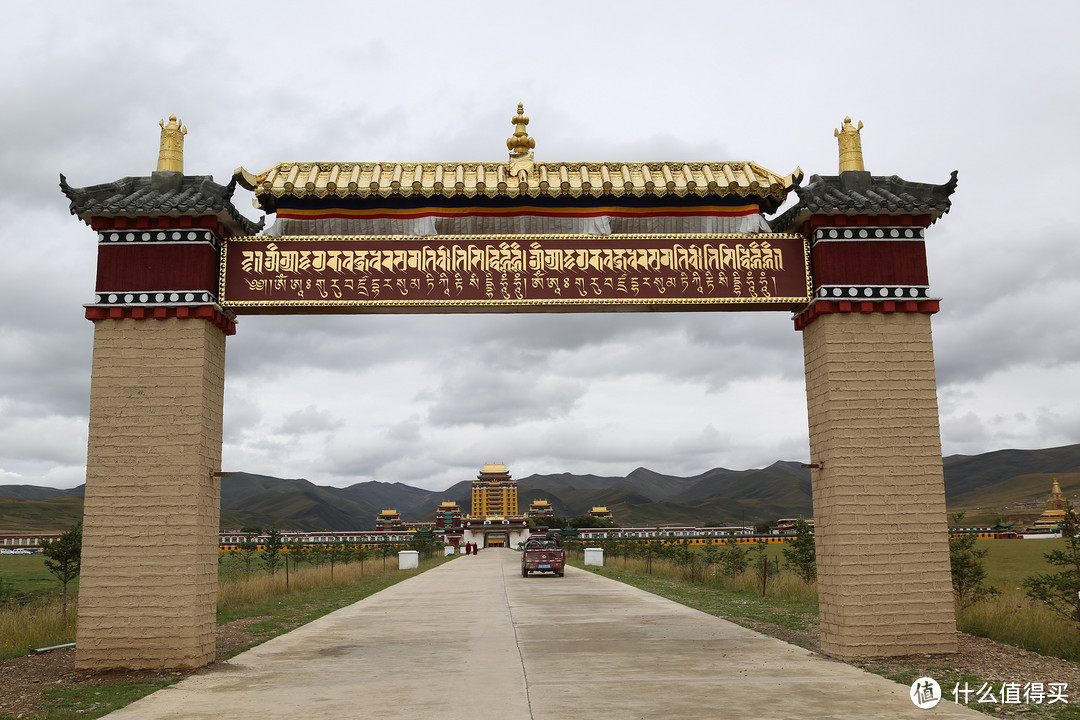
[813,227,925,242]
[816,285,931,300]
[91,290,218,306]
[97,229,220,248]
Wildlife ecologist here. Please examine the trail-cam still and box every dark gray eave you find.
[59,172,264,236]
[769,170,958,232]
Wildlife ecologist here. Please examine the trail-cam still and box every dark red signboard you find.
[220,234,810,313]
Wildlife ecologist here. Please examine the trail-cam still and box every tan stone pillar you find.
[802,311,956,659]
[75,317,225,671]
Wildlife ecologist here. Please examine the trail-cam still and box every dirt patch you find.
[863,632,1080,690]
[0,617,269,718]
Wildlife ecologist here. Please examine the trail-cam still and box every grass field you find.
[0,555,78,601]
[978,537,1065,589]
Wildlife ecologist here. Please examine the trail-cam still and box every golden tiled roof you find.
[234,161,802,211]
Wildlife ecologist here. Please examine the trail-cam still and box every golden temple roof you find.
[234,160,801,212]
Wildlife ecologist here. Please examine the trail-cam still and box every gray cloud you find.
[425,367,587,428]
[277,406,344,436]
[2,2,1079,490]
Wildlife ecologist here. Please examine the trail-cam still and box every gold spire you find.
[1047,476,1066,511]
[507,102,535,176]
[507,103,534,153]
[157,115,187,173]
[834,116,865,173]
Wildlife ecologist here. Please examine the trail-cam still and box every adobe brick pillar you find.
[783,141,959,658]
[800,309,956,658]
[62,132,257,670]
[76,314,226,670]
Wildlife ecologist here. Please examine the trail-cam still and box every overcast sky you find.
[2,1,1078,491]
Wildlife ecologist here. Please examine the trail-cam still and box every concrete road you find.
[104,549,986,719]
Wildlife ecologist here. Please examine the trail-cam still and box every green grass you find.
[0,555,79,606]
[32,680,184,720]
[1,555,80,662]
[979,537,1063,589]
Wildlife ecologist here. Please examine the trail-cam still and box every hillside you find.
[0,485,85,501]
[0,496,85,532]
[943,445,1080,499]
[1,443,1078,531]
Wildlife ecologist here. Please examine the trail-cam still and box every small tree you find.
[354,543,368,575]
[237,526,262,579]
[261,527,284,576]
[669,540,698,582]
[717,533,751,579]
[324,537,347,581]
[379,542,397,570]
[948,512,999,607]
[40,521,82,618]
[285,536,307,571]
[642,539,656,574]
[700,542,719,581]
[782,518,816,584]
[752,539,771,594]
[308,541,328,567]
[1023,504,1080,624]
[409,529,437,559]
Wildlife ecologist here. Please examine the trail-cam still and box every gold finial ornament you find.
[507,102,536,176]
[157,114,187,173]
[507,102,535,154]
[834,116,865,173]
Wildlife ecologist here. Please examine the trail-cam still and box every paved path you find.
[104,549,986,719]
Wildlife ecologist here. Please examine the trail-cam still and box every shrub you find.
[948,513,999,607]
[1022,504,1080,624]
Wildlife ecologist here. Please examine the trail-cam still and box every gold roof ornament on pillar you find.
[834,116,865,173]
[507,102,535,176]
[157,114,187,173]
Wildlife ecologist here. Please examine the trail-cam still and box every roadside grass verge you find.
[0,598,78,662]
[33,679,183,720]
[957,592,1080,663]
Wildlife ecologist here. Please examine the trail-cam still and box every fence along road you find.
[102,549,984,720]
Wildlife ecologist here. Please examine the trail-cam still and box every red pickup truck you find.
[521,537,565,577]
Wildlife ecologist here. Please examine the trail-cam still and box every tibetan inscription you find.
[220,234,810,313]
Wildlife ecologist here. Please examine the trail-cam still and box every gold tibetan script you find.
[221,234,810,310]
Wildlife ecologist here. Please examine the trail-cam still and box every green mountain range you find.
[2,443,1079,532]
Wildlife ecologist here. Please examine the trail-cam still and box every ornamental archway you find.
[61,109,957,671]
